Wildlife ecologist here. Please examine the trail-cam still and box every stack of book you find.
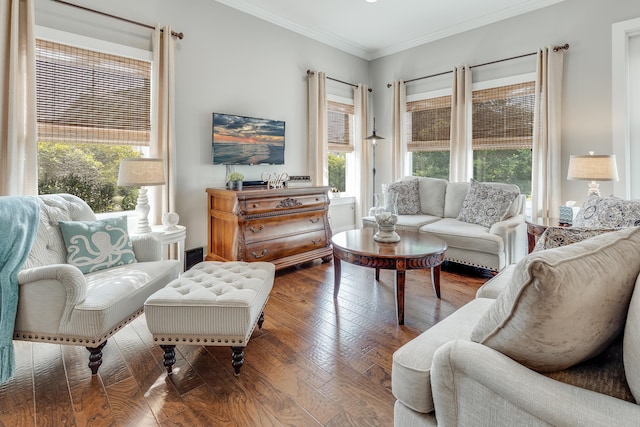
[286,176,312,187]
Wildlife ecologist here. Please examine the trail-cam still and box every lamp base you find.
[587,181,600,196]
[134,187,152,234]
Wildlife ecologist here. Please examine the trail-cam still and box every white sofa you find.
[13,194,181,374]
[362,177,526,272]
[392,227,640,426]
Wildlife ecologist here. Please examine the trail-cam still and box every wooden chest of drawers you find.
[205,186,333,270]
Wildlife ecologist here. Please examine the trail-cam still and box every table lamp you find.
[567,151,619,196]
[117,158,166,234]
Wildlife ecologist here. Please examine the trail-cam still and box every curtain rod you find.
[51,0,184,39]
[306,70,373,93]
[386,43,569,88]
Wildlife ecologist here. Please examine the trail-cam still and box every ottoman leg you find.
[257,311,265,329]
[231,346,244,376]
[160,345,176,374]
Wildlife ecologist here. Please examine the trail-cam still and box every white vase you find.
[373,189,400,243]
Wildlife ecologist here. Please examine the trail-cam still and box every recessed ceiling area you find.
[214,0,565,60]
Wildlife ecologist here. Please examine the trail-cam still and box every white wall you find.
[370,0,640,207]
[32,0,640,251]
[34,0,369,251]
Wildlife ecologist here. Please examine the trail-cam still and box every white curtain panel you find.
[390,81,407,182]
[150,25,177,229]
[307,71,328,186]
[532,47,565,219]
[354,84,370,223]
[449,65,473,183]
[0,0,37,196]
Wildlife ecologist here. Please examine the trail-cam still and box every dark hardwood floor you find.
[0,260,490,426]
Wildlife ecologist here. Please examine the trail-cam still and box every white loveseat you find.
[392,227,640,426]
[13,194,181,374]
[363,177,527,272]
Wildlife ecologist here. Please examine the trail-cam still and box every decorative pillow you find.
[574,194,640,228]
[386,179,420,215]
[471,227,640,373]
[59,216,137,274]
[532,226,618,252]
[457,179,518,227]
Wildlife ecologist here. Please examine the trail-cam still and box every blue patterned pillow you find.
[59,216,137,274]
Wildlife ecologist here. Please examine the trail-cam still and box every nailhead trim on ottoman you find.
[144,261,275,376]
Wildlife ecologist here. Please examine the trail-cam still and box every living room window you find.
[406,92,451,180]
[472,77,535,196]
[35,28,152,214]
[328,98,355,192]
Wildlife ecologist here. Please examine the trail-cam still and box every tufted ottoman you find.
[144,261,275,376]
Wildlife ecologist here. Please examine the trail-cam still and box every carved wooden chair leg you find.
[231,346,244,376]
[257,311,265,329]
[86,341,107,375]
[160,345,176,374]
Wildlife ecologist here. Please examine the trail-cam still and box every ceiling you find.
[215,0,565,60]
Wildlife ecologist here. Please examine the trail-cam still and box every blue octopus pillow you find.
[59,216,137,274]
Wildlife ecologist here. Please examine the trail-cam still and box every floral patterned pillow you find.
[574,195,640,228]
[386,179,421,215]
[533,226,618,252]
[457,179,519,228]
[59,216,137,274]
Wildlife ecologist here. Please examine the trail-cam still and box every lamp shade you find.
[117,158,166,187]
[364,117,385,142]
[567,154,619,181]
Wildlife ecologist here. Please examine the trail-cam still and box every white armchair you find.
[13,194,180,374]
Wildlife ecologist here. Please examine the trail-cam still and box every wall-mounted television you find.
[212,113,285,165]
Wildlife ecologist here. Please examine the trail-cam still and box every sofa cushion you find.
[420,218,503,254]
[443,182,469,218]
[59,216,137,274]
[470,227,640,372]
[624,274,640,403]
[457,180,519,228]
[414,177,448,217]
[392,298,495,414]
[545,334,635,403]
[574,194,640,228]
[387,179,421,215]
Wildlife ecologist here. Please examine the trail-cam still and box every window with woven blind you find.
[472,80,535,195]
[406,95,451,180]
[36,38,151,146]
[406,95,451,152]
[472,81,535,150]
[327,100,354,192]
[328,100,354,153]
[35,36,152,214]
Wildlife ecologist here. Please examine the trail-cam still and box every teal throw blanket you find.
[0,196,39,383]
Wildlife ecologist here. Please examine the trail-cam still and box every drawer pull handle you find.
[249,225,265,233]
[312,238,323,245]
[253,203,259,208]
[309,217,320,224]
[252,249,268,259]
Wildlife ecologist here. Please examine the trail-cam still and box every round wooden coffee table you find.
[331,228,447,325]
